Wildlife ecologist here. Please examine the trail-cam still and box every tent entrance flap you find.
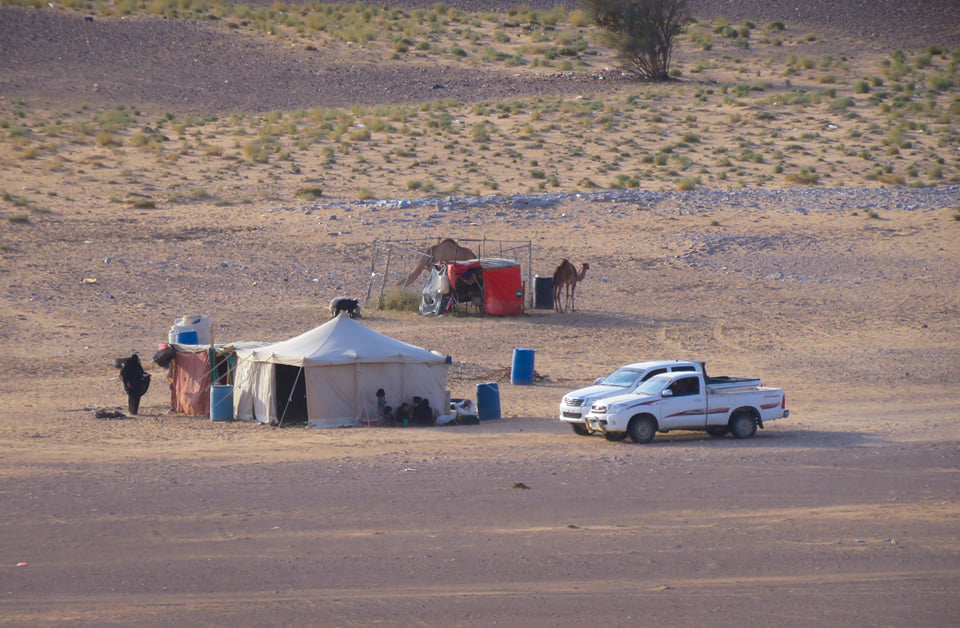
[276,365,308,426]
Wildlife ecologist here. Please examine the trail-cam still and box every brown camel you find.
[398,238,477,288]
[553,259,589,312]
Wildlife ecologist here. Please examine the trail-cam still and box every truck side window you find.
[670,376,700,396]
[641,368,667,382]
[673,366,696,372]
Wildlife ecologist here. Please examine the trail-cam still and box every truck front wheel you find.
[730,412,758,439]
[628,416,657,444]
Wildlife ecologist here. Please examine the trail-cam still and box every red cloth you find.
[169,350,211,415]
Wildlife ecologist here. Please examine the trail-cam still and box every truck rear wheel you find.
[730,412,758,439]
[628,416,656,444]
[571,423,592,436]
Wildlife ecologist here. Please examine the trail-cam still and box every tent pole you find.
[379,248,392,308]
[355,361,363,427]
[527,240,533,308]
[365,240,380,307]
[277,366,304,428]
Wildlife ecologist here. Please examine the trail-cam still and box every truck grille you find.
[564,398,584,407]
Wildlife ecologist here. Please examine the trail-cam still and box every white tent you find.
[233,316,448,427]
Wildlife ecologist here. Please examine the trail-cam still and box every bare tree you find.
[583,0,690,81]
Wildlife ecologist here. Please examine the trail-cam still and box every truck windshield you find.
[635,376,671,396]
[600,368,643,387]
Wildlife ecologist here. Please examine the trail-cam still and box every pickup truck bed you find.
[705,375,761,388]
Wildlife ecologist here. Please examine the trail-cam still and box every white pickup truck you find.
[583,371,789,443]
[559,360,760,436]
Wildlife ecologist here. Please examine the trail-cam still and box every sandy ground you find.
[1,2,959,627]
[2,185,959,626]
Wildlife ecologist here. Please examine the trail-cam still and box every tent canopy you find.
[241,315,446,366]
[233,316,448,428]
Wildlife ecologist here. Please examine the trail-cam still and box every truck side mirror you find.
[661,389,673,397]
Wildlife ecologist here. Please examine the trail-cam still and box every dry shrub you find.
[785,169,819,184]
[295,187,323,200]
[376,288,420,312]
[348,127,372,141]
[95,132,122,147]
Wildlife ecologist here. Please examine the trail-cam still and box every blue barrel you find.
[534,275,553,309]
[476,382,501,421]
[511,347,535,385]
[210,384,234,421]
[176,329,199,345]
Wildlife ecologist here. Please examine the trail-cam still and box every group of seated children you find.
[375,389,435,427]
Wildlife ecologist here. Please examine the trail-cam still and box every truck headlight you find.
[599,402,627,414]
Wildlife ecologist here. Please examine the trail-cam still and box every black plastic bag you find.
[152,345,175,368]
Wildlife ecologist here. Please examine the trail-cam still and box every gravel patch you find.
[2,2,956,114]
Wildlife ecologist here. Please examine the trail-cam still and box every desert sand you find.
[1,2,959,626]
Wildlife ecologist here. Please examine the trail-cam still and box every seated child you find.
[382,405,400,427]
[395,402,411,427]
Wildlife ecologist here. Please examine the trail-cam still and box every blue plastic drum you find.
[210,384,234,421]
[175,329,199,345]
[511,347,535,385]
[476,382,501,421]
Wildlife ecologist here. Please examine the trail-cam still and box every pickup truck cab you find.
[559,361,760,436]
[584,371,788,443]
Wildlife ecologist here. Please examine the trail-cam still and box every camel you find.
[399,238,476,288]
[552,259,589,312]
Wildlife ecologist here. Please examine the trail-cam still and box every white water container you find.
[168,315,213,345]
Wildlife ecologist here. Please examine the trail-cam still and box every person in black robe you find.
[119,353,149,414]
[412,397,434,427]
